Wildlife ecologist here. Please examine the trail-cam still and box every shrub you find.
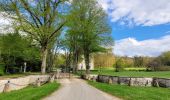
[114,59,124,72]
[147,59,162,71]
[0,63,5,75]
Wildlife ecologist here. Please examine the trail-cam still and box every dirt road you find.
[43,78,121,100]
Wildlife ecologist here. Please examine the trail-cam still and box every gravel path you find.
[43,78,121,100]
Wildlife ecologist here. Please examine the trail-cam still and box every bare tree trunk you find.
[41,48,48,74]
[73,53,78,73]
[84,52,90,74]
[72,44,79,73]
[23,62,27,73]
[72,50,76,73]
[20,66,22,73]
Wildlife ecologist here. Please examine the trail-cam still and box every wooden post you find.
[3,81,10,92]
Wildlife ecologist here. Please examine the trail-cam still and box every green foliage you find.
[114,59,124,72]
[0,82,60,100]
[0,63,5,75]
[0,0,67,74]
[145,51,170,71]
[88,81,170,100]
[54,54,66,68]
[0,33,40,73]
[159,51,170,66]
[66,0,113,73]
[134,56,145,67]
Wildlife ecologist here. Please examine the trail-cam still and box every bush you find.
[153,66,170,71]
[114,59,124,72]
[147,59,162,71]
[0,63,5,75]
[124,67,146,71]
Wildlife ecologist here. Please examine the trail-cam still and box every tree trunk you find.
[72,51,76,73]
[84,52,90,74]
[73,47,79,73]
[23,62,27,73]
[73,54,78,73]
[41,47,48,74]
[20,66,22,73]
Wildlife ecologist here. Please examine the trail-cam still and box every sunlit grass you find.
[0,82,60,100]
[88,81,170,100]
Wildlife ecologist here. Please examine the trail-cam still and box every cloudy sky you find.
[99,0,170,57]
[1,0,170,57]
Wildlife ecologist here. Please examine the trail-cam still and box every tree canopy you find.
[66,0,113,73]
[0,0,68,74]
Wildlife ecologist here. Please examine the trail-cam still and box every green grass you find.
[0,82,60,100]
[77,67,170,78]
[91,70,170,78]
[94,67,146,71]
[88,81,170,100]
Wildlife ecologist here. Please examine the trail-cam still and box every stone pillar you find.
[36,78,41,87]
[153,78,160,87]
[108,77,113,84]
[128,78,132,86]
[3,81,10,92]
[49,74,55,83]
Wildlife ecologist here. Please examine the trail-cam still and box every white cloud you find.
[114,35,170,57]
[99,0,170,26]
[0,12,14,34]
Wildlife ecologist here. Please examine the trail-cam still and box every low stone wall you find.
[82,74,98,81]
[84,74,170,88]
[129,77,152,86]
[153,77,170,88]
[0,75,50,93]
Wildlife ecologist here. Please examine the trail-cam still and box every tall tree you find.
[68,0,112,74]
[64,30,82,73]
[0,0,67,74]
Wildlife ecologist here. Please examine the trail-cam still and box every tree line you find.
[0,0,113,74]
[114,52,170,71]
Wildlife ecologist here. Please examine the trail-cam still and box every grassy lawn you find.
[0,82,60,100]
[90,69,170,78]
[77,69,170,78]
[88,81,170,100]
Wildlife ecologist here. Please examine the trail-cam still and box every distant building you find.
[77,57,94,70]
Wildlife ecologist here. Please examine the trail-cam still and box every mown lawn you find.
[88,81,170,100]
[91,70,170,78]
[0,82,60,100]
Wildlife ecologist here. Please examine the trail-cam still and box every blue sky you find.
[99,0,170,57]
[111,23,170,41]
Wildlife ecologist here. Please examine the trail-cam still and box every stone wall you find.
[153,77,170,88]
[85,74,170,88]
[0,75,50,93]
[129,77,152,86]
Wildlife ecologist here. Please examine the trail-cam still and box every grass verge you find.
[92,70,170,78]
[0,82,60,100]
[88,81,170,100]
